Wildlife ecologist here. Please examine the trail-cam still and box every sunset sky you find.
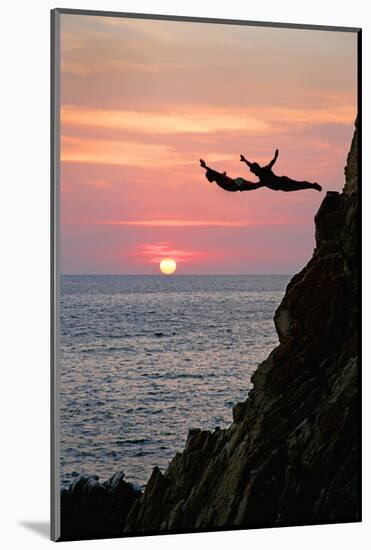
[60,14,357,274]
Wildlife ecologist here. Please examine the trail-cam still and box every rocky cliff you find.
[61,122,360,540]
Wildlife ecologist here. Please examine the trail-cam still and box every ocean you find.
[60,274,290,489]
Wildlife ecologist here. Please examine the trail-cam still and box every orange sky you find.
[60,14,357,274]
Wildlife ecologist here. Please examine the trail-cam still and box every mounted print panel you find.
[51,8,361,542]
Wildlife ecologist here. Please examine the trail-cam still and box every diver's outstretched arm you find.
[266,149,279,169]
[200,158,210,170]
[240,154,253,168]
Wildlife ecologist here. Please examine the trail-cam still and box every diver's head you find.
[249,162,260,175]
[205,169,215,182]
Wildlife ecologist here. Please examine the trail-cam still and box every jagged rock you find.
[60,471,140,539]
[344,117,358,196]
[125,120,359,532]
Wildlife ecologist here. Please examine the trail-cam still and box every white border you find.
[1,1,369,548]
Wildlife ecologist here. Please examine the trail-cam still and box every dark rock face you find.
[125,121,360,533]
[60,122,359,539]
[60,471,140,540]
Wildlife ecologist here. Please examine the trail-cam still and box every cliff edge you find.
[125,121,359,533]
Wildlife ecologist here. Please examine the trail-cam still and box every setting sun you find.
[159,258,177,275]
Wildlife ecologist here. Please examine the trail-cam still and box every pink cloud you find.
[134,242,202,264]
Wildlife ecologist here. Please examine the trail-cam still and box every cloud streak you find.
[62,103,354,137]
[82,218,305,227]
[61,105,269,134]
[61,135,236,167]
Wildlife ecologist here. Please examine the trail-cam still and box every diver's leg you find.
[239,180,265,191]
[277,176,322,192]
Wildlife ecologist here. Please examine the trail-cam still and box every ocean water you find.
[60,274,290,489]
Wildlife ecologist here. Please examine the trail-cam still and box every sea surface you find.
[60,274,290,489]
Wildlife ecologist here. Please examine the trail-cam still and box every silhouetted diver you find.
[199,159,264,192]
[240,149,322,192]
